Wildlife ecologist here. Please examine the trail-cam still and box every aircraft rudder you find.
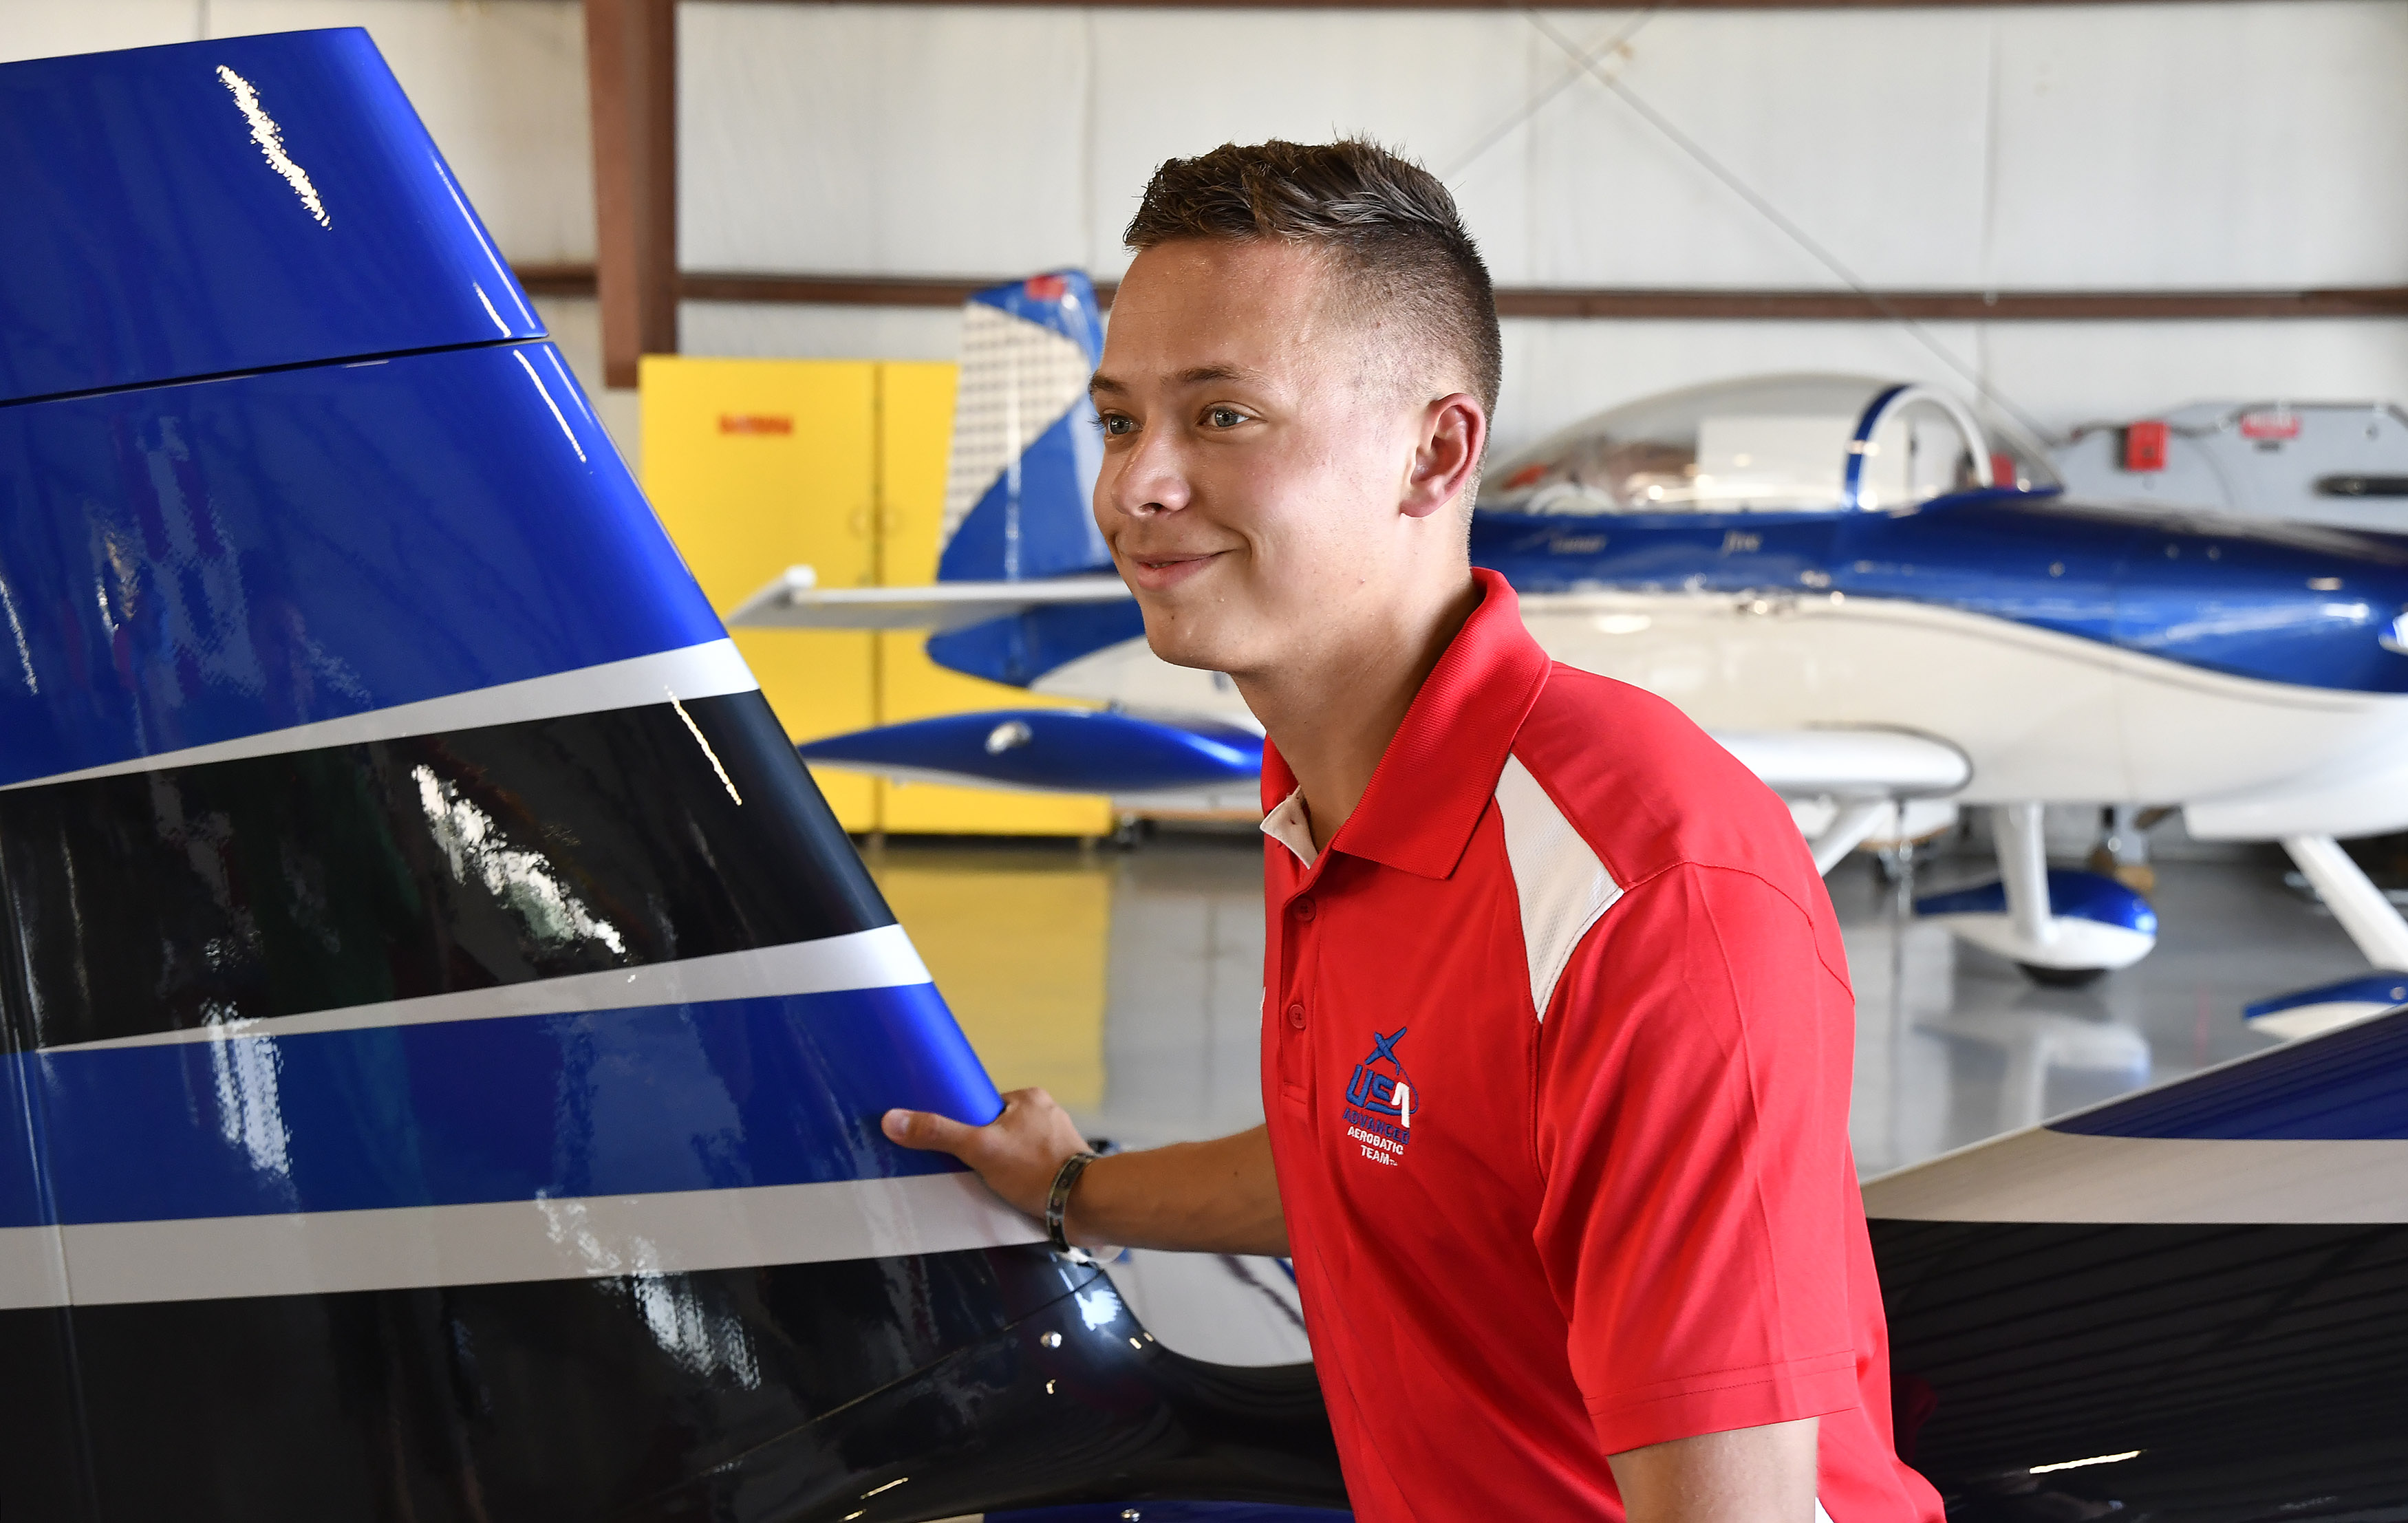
[0,29,544,406]
[0,34,1351,1522]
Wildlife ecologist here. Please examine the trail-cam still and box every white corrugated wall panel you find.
[1986,1,2408,289]
[680,2,1090,277]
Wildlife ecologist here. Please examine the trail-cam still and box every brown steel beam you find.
[519,266,2408,321]
[585,0,679,387]
[513,262,609,298]
[702,0,2226,7]
[674,272,1000,306]
[1494,285,2408,320]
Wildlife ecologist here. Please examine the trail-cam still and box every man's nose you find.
[1103,423,1191,519]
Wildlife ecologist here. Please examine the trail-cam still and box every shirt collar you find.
[1260,786,1317,866]
[1258,568,1552,881]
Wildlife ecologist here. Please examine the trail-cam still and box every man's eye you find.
[1098,413,1136,437]
[1207,407,1249,429]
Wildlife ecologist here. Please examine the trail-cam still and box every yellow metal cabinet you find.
[638,356,880,831]
[875,363,1114,837]
[638,356,1112,837]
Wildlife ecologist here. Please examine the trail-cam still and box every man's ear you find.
[1400,393,1487,521]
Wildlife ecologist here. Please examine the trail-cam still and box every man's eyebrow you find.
[1088,365,1261,398]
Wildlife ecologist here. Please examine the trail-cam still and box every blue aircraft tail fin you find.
[0,32,1335,1520]
[937,270,1113,583]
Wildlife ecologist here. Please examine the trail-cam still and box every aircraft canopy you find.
[1485,374,2054,516]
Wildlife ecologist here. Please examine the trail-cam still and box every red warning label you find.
[2239,409,2301,442]
[719,415,793,435]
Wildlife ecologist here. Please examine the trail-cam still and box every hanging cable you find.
[1523,10,2055,444]
[1442,8,1664,185]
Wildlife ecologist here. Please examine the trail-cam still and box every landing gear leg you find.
[2281,834,2408,970]
[1997,803,2100,986]
[1997,803,2052,947]
[1915,803,2156,982]
[2242,836,2408,1039]
[1807,799,1896,876]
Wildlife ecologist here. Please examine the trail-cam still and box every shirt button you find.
[1292,896,1316,922]
[1285,1002,1307,1030]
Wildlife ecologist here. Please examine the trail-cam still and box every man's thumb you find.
[882,1108,972,1154]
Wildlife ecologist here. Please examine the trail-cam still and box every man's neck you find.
[1237,569,1483,854]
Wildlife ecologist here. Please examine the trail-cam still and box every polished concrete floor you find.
[866,825,2364,1182]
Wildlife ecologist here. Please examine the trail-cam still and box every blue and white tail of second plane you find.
[735,270,2408,1029]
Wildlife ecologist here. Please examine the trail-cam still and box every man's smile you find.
[1121,548,1229,592]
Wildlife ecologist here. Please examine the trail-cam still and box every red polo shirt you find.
[1258,570,1940,1522]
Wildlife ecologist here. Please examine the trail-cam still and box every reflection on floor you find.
[872,846,1115,1113]
[1834,840,2345,1176]
[870,830,2357,1180]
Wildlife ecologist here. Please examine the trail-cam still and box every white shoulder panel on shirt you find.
[1494,755,1624,1020]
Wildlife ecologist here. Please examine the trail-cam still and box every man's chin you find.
[1137,616,1249,678]
[1142,634,1232,674]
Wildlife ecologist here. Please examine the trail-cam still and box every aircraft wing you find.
[793,709,1964,847]
[729,567,1132,631]
[799,717,1972,802]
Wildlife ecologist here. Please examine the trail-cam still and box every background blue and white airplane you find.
[734,272,2408,1035]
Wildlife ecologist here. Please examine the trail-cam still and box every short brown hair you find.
[1125,138,1503,425]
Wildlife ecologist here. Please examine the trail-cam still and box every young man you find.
[882,140,1942,1523]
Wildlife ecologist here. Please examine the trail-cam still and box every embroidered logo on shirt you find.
[1342,1026,1415,1166]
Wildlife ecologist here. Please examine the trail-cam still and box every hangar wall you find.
[5,0,2405,455]
[678,1,2408,289]
[672,0,2408,452]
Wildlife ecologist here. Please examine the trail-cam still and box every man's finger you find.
[881,1107,975,1154]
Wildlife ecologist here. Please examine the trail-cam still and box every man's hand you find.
[883,1096,1287,1257]
[1609,1417,1820,1523]
[881,1088,1090,1220]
